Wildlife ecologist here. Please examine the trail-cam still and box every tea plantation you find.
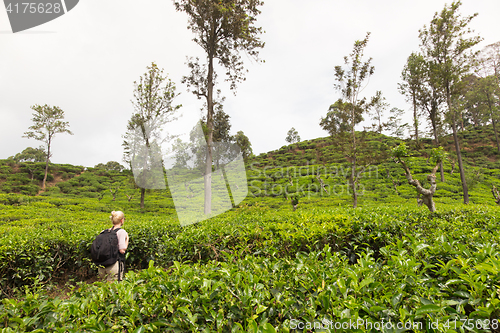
[1,129,500,332]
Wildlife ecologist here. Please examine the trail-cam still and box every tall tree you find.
[174,0,264,215]
[369,90,388,134]
[419,1,482,204]
[172,138,192,169]
[478,41,500,78]
[462,74,487,128]
[464,74,500,152]
[234,130,253,160]
[324,32,377,208]
[476,41,500,153]
[418,58,445,150]
[123,62,181,208]
[285,127,301,144]
[23,104,73,190]
[399,52,426,145]
[401,53,446,181]
[385,107,409,138]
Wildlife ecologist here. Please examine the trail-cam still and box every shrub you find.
[19,184,39,196]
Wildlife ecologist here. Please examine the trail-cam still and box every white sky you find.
[1,0,499,168]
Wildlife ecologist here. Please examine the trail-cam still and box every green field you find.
[1,196,500,332]
[1,128,500,332]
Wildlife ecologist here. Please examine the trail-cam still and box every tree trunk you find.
[448,94,469,204]
[351,157,357,208]
[459,111,465,131]
[42,158,49,190]
[431,121,445,182]
[426,92,445,182]
[412,93,419,145]
[419,185,436,212]
[42,138,51,190]
[492,186,500,205]
[399,159,438,212]
[204,53,215,215]
[492,118,500,154]
[351,106,357,208]
[140,188,145,209]
[486,94,500,153]
[140,133,150,209]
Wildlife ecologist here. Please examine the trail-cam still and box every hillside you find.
[248,124,500,169]
[244,125,500,208]
[0,124,499,208]
[1,126,500,331]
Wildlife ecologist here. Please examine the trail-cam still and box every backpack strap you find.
[111,227,123,282]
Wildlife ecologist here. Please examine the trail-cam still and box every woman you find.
[98,210,129,281]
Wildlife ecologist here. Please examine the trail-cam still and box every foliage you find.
[1,202,500,331]
[325,32,381,208]
[418,0,483,204]
[369,90,389,134]
[8,147,47,163]
[285,127,300,144]
[0,116,500,331]
[320,99,357,136]
[174,0,265,215]
[478,41,500,77]
[23,104,73,190]
[463,74,500,153]
[122,62,181,208]
[93,161,125,172]
[234,130,253,160]
[385,107,409,138]
[202,103,232,143]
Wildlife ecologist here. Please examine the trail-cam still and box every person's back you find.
[96,210,129,281]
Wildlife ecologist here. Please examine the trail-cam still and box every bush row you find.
[1,197,499,299]
[2,238,500,332]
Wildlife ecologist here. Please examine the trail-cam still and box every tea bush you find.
[2,236,500,332]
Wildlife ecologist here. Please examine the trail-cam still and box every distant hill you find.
[0,124,499,207]
[243,125,500,207]
[248,124,499,169]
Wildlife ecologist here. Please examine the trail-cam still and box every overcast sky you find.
[1,0,499,168]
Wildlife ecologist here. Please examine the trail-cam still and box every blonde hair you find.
[110,211,125,225]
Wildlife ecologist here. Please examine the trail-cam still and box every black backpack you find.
[91,227,121,267]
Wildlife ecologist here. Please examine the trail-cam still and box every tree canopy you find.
[123,62,181,208]
[23,104,73,190]
[327,32,378,208]
[285,127,301,144]
[9,147,46,163]
[174,0,265,215]
[418,0,482,204]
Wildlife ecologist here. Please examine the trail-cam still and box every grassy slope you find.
[1,124,499,209]
[1,125,500,331]
[244,125,500,209]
